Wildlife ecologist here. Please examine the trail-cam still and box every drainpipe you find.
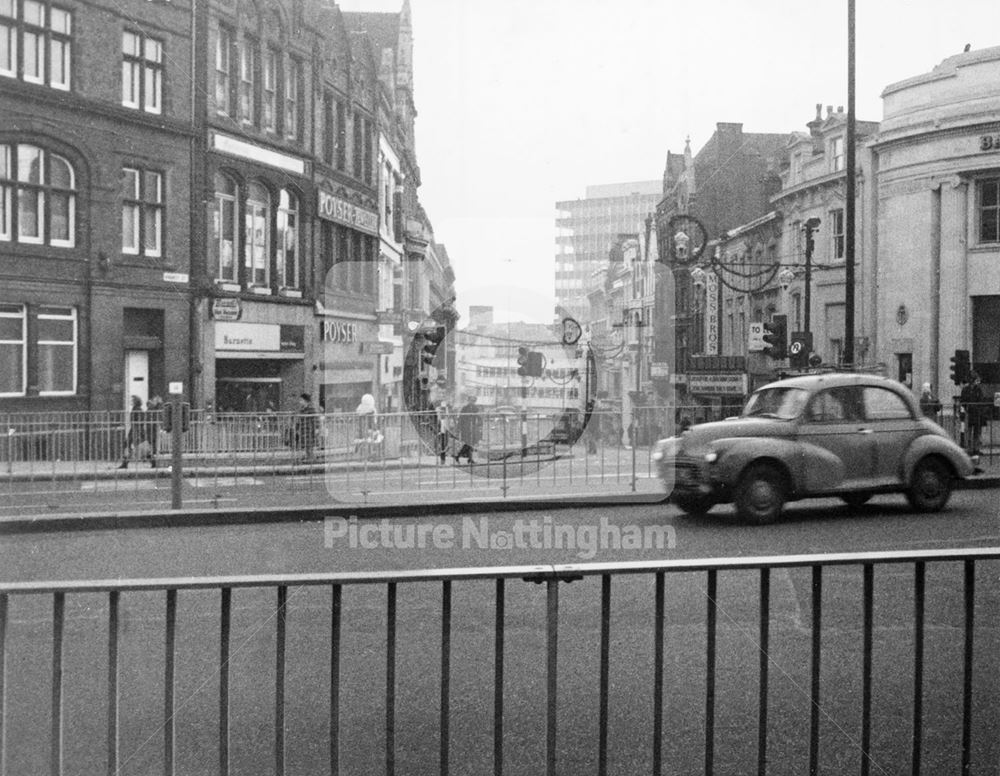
[930,185,941,398]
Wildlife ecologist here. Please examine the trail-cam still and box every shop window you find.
[978,178,1000,244]
[122,30,162,114]
[0,0,71,90]
[215,25,233,116]
[0,143,76,246]
[37,305,75,394]
[212,172,238,282]
[122,167,163,257]
[245,181,270,287]
[830,208,844,260]
[276,188,298,288]
[0,303,26,396]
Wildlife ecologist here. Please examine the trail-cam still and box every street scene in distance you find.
[1,0,1000,774]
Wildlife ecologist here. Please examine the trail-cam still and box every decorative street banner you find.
[705,272,719,355]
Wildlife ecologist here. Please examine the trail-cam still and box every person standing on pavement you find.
[354,393,381,459]
[118,395,154,469]
[454,395,481,464]
[295,393,319,462]
[919,382,942,422]
[960,371,986,455]
[435,400,453,464]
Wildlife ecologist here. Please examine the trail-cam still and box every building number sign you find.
[980,134,1000,151]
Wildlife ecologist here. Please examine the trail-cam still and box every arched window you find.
[245,181,269,286]
[276,188,297,288]
[213,172,238,282]
[0,143,75,246]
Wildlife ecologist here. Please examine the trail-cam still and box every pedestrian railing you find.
[0,546,996,775]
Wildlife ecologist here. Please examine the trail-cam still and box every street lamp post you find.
[803,218,821,335]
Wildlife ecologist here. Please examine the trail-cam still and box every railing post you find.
[493,580,504,776]
[51,593,64,776]
[545,579,559,776]
[107,591,119,776]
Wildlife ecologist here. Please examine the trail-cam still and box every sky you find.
[337,0,1000,324]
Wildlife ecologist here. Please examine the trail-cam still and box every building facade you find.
[871,46,1000,403]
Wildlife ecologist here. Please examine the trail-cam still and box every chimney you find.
[807,103,824,141]
[826,105,833,118]
[837,105,844,113]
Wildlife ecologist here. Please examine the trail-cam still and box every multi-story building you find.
[555,181,661,318]
[1,0,194,412]
[1,0,453,416]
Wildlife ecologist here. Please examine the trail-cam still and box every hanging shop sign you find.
[317,192,379,236]
[211,298,242,321]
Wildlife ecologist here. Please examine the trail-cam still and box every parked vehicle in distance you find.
[652,373,975,524]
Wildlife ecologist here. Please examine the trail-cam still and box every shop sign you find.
[320,319,359,345]
[279,325,304,352]
[317,192,379,236]
[361,341,395,355]
[376,310,404,325]
[688,373,748,396]
[211,298,242,321]
[215,322,280,351]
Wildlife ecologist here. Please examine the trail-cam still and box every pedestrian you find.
[454,394,482,464]
[295,393,319,462]
[146,395,163,465]
[918,382,942,421]
[118,395,154,469]
[960,371,986,455]
[354,393,383,459]
[435,401,453,463]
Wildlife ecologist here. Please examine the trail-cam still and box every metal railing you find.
[0,546,997,775]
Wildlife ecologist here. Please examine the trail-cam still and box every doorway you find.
[124,350,149,411]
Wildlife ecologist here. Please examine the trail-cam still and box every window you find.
[37,305,75,394]
[322,92,334,164]
[0,303,26,396]
[245,181,269,286]
[862,387,912,421]
[122,167,162,257]
[830,208,844,259]
[335,98,346,170]
[830,136,845,172]
[806,387,862,423]
[352,113,362,178]
[363,118,373,185]
[262,48,277,132]
[0,0,70,89]
[0,143,75,246]
[215,25,232,115]
[276,188,298,288]
[212,172,238,282]
[239,37,256,125]
[284,58,299,140]
[978,178,1000,244]
[122,31,162,113]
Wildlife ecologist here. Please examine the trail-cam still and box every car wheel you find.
[735,464,785,525]
[840,492,872,508]
[672,493,714,516]
[906,457,953,512]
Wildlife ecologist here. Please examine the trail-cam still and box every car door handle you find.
[857,428,874,435]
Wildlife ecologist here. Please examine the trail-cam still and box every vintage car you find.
[652,373,975,524]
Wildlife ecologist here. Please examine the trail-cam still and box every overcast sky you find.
[338,0,1000,324]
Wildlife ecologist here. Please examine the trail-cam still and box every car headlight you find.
[704,451,718,463]
[652,436,679,461]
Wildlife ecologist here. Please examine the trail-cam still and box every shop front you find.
[211,319,306,412]
[315,314,379,412]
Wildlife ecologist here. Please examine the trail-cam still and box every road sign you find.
[748,322,765,352]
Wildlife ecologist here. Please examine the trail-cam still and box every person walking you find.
[960,371,986,455]
[918,382,942,422]
[295,393,319,463]
[454,395,482,464]
[435,401,453,464]
[354,393,381,459]
[118,396,154,469]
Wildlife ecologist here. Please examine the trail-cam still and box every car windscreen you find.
[741,387,809,420]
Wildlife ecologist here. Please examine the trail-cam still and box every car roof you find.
[757,372,906,393]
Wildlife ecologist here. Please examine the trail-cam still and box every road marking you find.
[189,477,263,488]
[81,481,162,491]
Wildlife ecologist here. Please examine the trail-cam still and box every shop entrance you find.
[216,378,281,413]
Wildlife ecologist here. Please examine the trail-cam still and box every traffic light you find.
[950,349,971,385]
[789,331,813,369]
[762,315,787,360]
[516,347,545,377]
[420,326,446,367]
[517,346,530,377]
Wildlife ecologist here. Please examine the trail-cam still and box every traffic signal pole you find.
[170,398,184,509]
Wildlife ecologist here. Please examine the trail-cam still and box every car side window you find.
[805,387,864,423]
[862,387,913,421]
